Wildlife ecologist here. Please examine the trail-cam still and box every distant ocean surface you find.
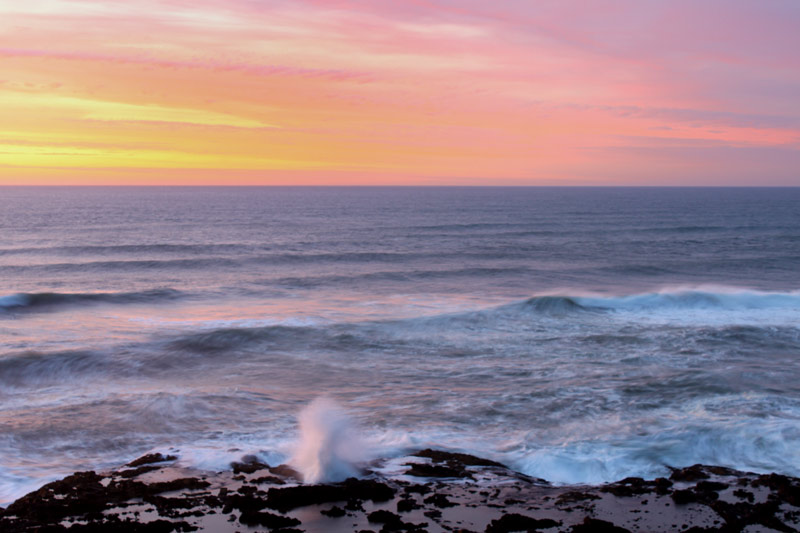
[1,186,799,505]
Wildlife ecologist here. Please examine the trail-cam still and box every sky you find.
[0,0,799,185]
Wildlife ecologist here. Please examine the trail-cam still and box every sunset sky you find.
[1,0,798,185]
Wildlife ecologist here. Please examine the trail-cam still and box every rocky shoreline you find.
[2,450,799,532]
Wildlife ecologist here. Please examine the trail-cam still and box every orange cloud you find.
[0,0,798,185]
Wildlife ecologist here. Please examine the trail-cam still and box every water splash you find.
[290,398,368,483]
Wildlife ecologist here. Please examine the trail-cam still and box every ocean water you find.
[1,186,799,504]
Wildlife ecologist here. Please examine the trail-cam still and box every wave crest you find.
[0,289,182,313]
[576,288,800,312]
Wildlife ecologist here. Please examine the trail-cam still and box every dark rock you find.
[237,485,258,495]
[397,497,421,512]
[671,489,700,505]
[556,491,601,504]
[3,472,213,526]
[126,454,177,467]
[599,475,673,498]
[570,517,632,532]
[733,489,755,502]
[752,473,800,506]
[231,459,269,474]
[601,477,651,497]
[147,477,211,494]
[404,484,432,495]
[367,510,426,532]
[696,481,728,493]
[424,493,456,508]
[406,462,470,479]
[5,471,107,523]
[116,465,161,479]
[252,475,286,485]
[239,508,301,529]
[265,478,395,512]
[270,464,303,480]
[711,499,794,532]
[406,449,505,479]
[345,498,366,511]
[670,465,710,482]
[369,510,403,525]
[73,517,197,531]
[414,449,506,468]
[654,477,674,495]
[485,513,560,533]
[223,492,269,515]
[704,466,743,477]
[321,505,346,517]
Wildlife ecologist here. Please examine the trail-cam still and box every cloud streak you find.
[0,0,798,184]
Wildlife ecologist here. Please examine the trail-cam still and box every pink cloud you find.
[1,0,798,184]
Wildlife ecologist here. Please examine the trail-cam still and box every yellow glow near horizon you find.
[0,1,798,185]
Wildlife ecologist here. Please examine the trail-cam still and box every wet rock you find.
[231,458,270,474]
[570,517,632,532]
[72,517,198,531]
[321,505,346,517]
[252,475,286,485]
[397,497,421,512]
[369,510,403,524]
[237,484,258,495]
[404,484,431,495]
[414,449,506,468]
[601,477,658,497]
[270,463,303,480]
[147,477,211,494]
[752,472,800,506]
[116,465,161,478]
[265,478,395,512]
[126,454,178,468]
[556,491,601,505]
[5,471,107,523]
[704,466,743,477]
[669,465,710,482]
[345,498,366,511]
[654,477,674,495]
[406,462,470,479]
[367,510,426,531]
[407,449,505,479]
[671,489,700,505]
[710,499,794,532]
[424,493,456,508]
[696,481,728,493]
[239,508,301,529]
[485,513,560,533]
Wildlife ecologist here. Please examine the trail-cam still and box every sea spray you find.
[290,398,368,483]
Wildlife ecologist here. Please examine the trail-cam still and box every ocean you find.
[1,186,799,505]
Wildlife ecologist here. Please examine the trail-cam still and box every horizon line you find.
[0,184,798,188]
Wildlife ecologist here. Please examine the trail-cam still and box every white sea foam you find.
[174,445,287,473]
[290,398,370,483]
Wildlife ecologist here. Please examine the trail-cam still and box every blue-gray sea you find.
[1,186,799,504]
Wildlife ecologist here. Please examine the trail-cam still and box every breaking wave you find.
[575,288,800,312]
[437,288,800,322]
